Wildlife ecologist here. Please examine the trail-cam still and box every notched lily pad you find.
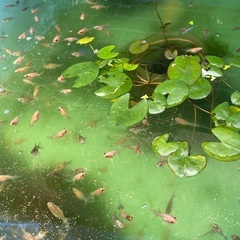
[97,45,119,60]
[62,61,99,88]
[188,77,211,100]
[205,55,224,68]
[129,40,149,54]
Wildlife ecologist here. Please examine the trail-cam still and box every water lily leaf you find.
[153,80,189,108]
[123,63,139,71]
[202,65,223,78]
[168,142,206,177]
[202,127,240,161]
[110,93,148,126]
[205,55,224,68]
[188,77,211,99]
[167,55,201,85]
[148,91,166,114]
[77,36,94,45]
[231,90,240,106]
[229,57,240,67]
[62,61,99,88]
[152,134,180,156]
[97,45,119,60]
[129,40,149,54]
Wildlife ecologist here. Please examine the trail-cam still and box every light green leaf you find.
[97,45,119,60]
[231,90,240,106]
[77,36,94,45]
[62,61,99,88]
[129,40,149,54]
[123,63,139,71]
[205,55,224,68]
[188,77,211,99]
[110,93,148,126]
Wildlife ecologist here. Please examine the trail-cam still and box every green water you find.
[0,0,240,239]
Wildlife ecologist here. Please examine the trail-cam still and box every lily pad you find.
[62,61,99,88]
[153,80,189,108]
[148,91,166,114]
[168,142,207,178]
[205,55,224,68]
[231,90,240,106]
[202,127,240,161]
[202,65,223,78]
[188,77,211,99]
[123,63,139,71]
[129,40,149,54]
[168,142,207,177]
[110,93,148,126]
[77,36,94,45]
[97,45,119,60]
[152,134,180,156]
[167,55,201,85]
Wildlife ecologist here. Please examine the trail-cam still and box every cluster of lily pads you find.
[61,36,240,177]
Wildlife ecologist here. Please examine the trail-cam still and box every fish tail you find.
[11,176,21,182]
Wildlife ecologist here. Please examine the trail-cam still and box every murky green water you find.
[0,0,240,239]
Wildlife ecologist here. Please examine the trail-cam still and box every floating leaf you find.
[229,57,240,67]
[97,45,119,60]
[129,40,149,54]
[205,55,224,68]
[153,80,189,108]
[77,36,94,45]
[188,77,211,99]
[231,90,240,106]
[95,72,132,99]
[62,61,99,88]
[202,127,240,161]
[148,91,166,114]
[123,63,139,71]
[168,142,206,177]
[110,93,148,126]
[152,134,180,156]
[202,65,223,78]
[167,55,201,85]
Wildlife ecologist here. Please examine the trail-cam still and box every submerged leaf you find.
[110,93,148,126]
[97,45,119,60]
[62,61,99,88]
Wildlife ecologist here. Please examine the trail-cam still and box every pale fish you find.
[71,52,84,57]
[33,86,40,98]
[58,106,69,119]
[103,150,117,158]
[72,188,87,202]
[30,111,40,126]
[80,13,86,20]
[14,65,30,73]
[47,202,69,225]
[60,89,71,94]
[52,129,67,138]
[0,175,20,182]
[72,172,85,181]
[13,56,24,64]
[18,32,26,40]
[89,187,105,197]
[53,35,60,43]
[53,160,71,172]
[43,63,62,70]
[64,37,78,43]
[18,97,34,103]
[34,15,40,22]
[9,117,19,125]
[118,205,133,221]
[24,72,41,79]
[113,216,124,228]
[91,5,108,10]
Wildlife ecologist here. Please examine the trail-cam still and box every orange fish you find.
[15,65,29,73]
[72,172,85,181]
[53,35,60,43]
[13,56,24,65]
[58,106,69,118]
[30,111,40,125]
[77,27,88,35]
[185,47,202,53]
[24,72,41,79]
[89,187,105,197]
[18,32,26,40]
[9,117,19,125]
[53,129,67,138]
[65,37,78,42]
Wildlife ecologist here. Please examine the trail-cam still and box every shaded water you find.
[0,0,240,239]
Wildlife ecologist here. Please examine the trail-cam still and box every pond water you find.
[0,0,240,239]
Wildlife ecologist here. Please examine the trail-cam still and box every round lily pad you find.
[129,40,149,54]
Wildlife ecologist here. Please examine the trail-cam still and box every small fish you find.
[21,7,29,12]
[165,193,175,214]
[2,17,14,22]
[47,202,68,225]
[23,79,34,85]
[60,89,71,94]
[78,134,86,144]
[43,63,62,69]
[34,15,40,22]
[15,65,29,73]
[113,217,124,229]
[5,48,13,55]
[213,224,227,240]
[89,187,105,197]
[13,56,24,65]
[24,72,41,79]
[31,144,41,155]
[72,188,87,202]
[72,172,85,181]
[0,175,20,182]
[55,25,61,33]
[118,205,133,221]
[29,26,34,35]
[181,25,195,34]
[53,160,71,172]
[93,25,107,31]
[21,228,35,240]
[91,5,108,10]
[129,144,141,155]
[154,210,177,224]
[103,150,117,158]
[5,4,16,8]
[57,75,65,82]
[80,13,86,20]
[18,32,26,39]
[12,50,22,56]
[18,97,33,103]
[231,235,240,240]
[77,27,88,35]
[53,35,60,43]
[35,35,45,41]
[71,52,84,57]
[31,8,39,14]
[157,159,167,167]
[185,47,202,53]
[58,106,69,119]
[30,111,40,125]
[33,230,48,240]
[65,37,78,42]
[33,86,40,98]
[9,117,19,125]
[52,129,67,138]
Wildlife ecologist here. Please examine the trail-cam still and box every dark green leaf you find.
[110,93,148,126]
[205,55,224,68]
[129,40,149,54]
[62,61,99,88]
[188,77,211,99]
